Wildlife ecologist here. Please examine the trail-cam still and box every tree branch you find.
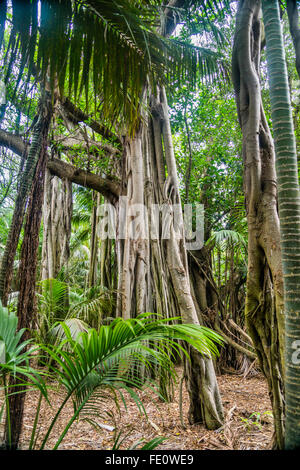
[47,159,120,203]
[0,129,120,202]
[60,97,122,146]
[162,0,187,37]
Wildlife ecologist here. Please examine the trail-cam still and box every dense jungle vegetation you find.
[0,0,300,453]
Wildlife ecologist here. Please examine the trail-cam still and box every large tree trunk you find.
[41,170,72,281]
[114,83,224,427]
[158,87,224,427]
[0,91,52,306]
[232,0,285,449]
[88,192,100,288]
[116,131,150,319]
[4,89,52,449]
[262,0,300,450]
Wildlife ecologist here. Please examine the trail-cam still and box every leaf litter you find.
[0,366,273,450]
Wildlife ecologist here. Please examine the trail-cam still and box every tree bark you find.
[0,129,120,203]
[287,0,300,80]
[88,192,99,288]
[114,83,224,428]
[0,91,52,305]
[148,88,224,428]
[41,170,72,281]
[232,0,285,449]
[262,0,300,450]
[4,89,52,449]
[117,130,150,319]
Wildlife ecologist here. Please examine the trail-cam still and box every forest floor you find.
[3,366,273,451]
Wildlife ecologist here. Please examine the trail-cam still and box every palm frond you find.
[39,313,223,449]
[207,229,247,250]
[111,427,166,449]
[0,301,48,397]
[37,279,68,314]
[3,0,228,130]
[68,292,112,323]
[50,318,90,344]
[70,228,90,253]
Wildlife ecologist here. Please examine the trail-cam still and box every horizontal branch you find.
[0,129,28,156]
[0,129,120,202]
[47,159,120,203]
[214,321,256,360]
[53,132,120,157]
[60,97,122,146]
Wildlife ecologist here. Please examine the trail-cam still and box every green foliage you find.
[0,301,48,449]
[111,428,166,450]
[207,229,247,250]
[68,288,114,326]
[50,318,90,345]
[37,313,222,449]
[35,279,116,351]
[0,207,12,254]
[0,301,223,449]
[240,411,273,432]
[35,279,69,349]
[170,82,243,234]
[1,0,228,132]
[0,301,45,387]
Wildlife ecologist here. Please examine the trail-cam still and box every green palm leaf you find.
[207,229,247,250]
[3,0,228,129]
[0,301,48,396]
[50,318,90,344]
[39,313,223,449]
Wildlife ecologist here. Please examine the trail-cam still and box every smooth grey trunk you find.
[232,0,285,448]
[117,131,150,319]
[137,87,224,428]
[41,170,72,281]
[262,0,300,450]
[88,192,101,288]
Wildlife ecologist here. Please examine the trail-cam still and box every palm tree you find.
[262,0,300,450]
[0,0,225,129]
[232,0,286,448]
[0,0,227,308]
[0,303,223,449]
[0,0,230,448]
[0,89,52,306]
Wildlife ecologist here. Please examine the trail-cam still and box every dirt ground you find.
[6,367,273,451]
